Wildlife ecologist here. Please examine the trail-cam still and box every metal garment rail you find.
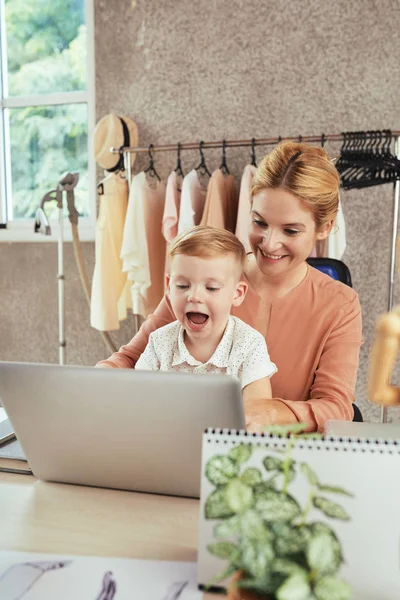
[111,131,400,155]
[112,131,400,423]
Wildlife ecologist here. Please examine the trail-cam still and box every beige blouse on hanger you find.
[90,173,132,331]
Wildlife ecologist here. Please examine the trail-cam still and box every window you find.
[0,0,95,241]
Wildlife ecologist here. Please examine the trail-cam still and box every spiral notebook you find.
[197,429,400,600]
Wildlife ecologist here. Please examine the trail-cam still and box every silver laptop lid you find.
[0,362,245,498]
[325,420,400,441]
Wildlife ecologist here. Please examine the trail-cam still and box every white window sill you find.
[0,219,95,242]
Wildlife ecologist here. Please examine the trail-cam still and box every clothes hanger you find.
[174,142,184,177]
[251,138,257,167]
[338,130,400,190]
[144,144,161,181]
[220,139,230,175]
[195,141,211,177]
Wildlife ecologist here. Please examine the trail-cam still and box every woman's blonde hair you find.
[251,142,340,229]
[168,225,245,270]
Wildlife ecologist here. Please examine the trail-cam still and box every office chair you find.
[306,257,363,422]
[306,257,352,287]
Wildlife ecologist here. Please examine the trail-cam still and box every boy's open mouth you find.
[186,312,209,325]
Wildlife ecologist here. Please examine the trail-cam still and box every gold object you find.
[368,238,400,406]
[368,306,400,406]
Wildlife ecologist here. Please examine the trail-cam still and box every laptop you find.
[0,362,245,498]
[325,419,400,440]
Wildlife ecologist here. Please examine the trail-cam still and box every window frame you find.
[0,0,96,243]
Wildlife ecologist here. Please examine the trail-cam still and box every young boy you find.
[135,226,276,404]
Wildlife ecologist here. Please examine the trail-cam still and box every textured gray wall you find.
[1,0,400,423]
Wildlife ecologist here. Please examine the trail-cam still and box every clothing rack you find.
[110,131,400,155]
[112,130,400,424]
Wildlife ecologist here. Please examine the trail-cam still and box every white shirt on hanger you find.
[235,164,257,253]
[327,196,346,260]
[120,171,166,318]
[177,169,207,234]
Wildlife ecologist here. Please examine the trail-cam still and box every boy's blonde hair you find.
[168,226,246,272]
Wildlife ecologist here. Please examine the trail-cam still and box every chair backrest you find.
[306,257,352,287]
[352,403,363,422]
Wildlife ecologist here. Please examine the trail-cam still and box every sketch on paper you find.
[0,560,72,600]
[94,571,117,600]
[161,580,188,600]
[0,561,118,600]
[0,552,201,600]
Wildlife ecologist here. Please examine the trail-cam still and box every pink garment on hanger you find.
[235,164,257,253]
[162,171,181,243]
[200,169,238,232]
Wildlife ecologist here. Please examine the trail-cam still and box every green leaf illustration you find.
[307,532,341,576]
[263,455,284,471]
[272,558,306,578]
[241,539,275,581]
[205,487,235,520]
[263,455,296,483]
[318,484,354,498]
[229,443,253,463]
[313,496,351,521]
[226,479,254,513]
[311,522,341,541]
[314,576,352,600]
[213,515,240,538]
[254,479,278,494]
[205,455,239,486]
[301,462,319,487]
[276,571,311,600]
[273,523,311,556]
[310,523,344,566]
[255,489,301,523]
[207,541,238,560]
[241,467,262,486]
[285,463,297,484]
[239,508,271,541]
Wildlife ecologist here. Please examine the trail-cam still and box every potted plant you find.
[204,424,353,600]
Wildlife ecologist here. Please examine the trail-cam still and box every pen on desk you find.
[0,432,16,447]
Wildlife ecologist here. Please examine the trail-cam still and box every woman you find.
[97,142,362,432]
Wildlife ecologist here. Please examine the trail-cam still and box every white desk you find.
[0,472,218,598]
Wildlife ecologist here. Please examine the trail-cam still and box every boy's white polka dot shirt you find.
[135,316,277,388]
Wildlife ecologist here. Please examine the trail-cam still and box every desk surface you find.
[0,472,217,598]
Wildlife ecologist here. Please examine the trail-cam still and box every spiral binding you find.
[204,428,400,453]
